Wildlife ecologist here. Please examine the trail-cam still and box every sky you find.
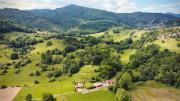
[0,0,179,13]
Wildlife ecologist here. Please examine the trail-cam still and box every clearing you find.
[0,87,21,101]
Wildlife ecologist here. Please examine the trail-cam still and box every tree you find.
[115,89,131,101]
[35,71,41,76]
[42,93,56,101]
[34,80,39,84]
[25,94,32,101]
[41,53,52,64]
[92,55,102,65]
[10,53,19,60]
[118,72,132,90]
[46,41,52,46]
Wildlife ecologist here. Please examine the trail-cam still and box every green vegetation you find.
[42,93,56,101]
[0,26,180,101]
[25,94,32,101]
[129,81,180,101]
[115,89,131,101]
[59,88,115,101]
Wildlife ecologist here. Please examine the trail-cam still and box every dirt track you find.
[0,87,21,101]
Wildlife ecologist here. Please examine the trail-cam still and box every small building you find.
[75,82,84,89]
[73,81,85,92]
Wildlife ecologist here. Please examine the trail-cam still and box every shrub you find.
[25,94,32,101]
[48,78,56,83]
[115,88,131,101]
[34,80,39,84]
[1,85,7,89]
[14,69,21,74]
[10,53,19,60]
[87,85,96,89]
[177,43,180,47]
[29,72,34,76]
[42,93,56,101]
[46,41,53,46]
[35,71,41,76]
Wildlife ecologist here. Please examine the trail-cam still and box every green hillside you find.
[0,26,179,101]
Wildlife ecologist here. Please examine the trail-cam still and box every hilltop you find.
[0,4,179,34]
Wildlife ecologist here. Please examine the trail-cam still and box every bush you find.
[46,41,52,46]
[6,62,11,66]
[118,72,132,90]
[177,43,180,47]
[3,69,8,74]
[115,88,131,101]
[1,85,7,89]
[35,71,41,76]
[34,80,39,84]
[14,69,21,74]
[48,78,56,83]
[87,85,96,89]
[42,93,56,101]
[108,85,118,93]
[25,94,32,101]
[10,53,19,60]
[29,72,34,76]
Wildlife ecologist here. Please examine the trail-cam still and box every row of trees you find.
[8,36,43,48]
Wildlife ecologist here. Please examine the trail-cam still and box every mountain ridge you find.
[0,4,179,34]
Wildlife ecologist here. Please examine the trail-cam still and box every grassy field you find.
[120,49,136,64]
[153,39,180,53]
[13,65,99,101]
[56,88,115,101]
[129,81,180,101]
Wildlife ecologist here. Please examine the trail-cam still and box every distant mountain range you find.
[0,4,179,34]
[166,12,180,18]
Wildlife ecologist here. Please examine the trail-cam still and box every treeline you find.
[0,20,34,34]
[8,36,43,48]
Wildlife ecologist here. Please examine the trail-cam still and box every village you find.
[74,80,114,94]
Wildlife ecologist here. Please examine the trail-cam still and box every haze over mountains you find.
[0,4,179,34]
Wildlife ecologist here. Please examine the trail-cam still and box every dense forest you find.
[0,5,179,34]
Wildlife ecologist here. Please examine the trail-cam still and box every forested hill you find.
[0,4,179,34]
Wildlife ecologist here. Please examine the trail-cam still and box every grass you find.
[56,88,115,101]
[120,49,136,64]
[89,32,105,37]
[0,44,13,63]
[30,39,64,54]
[129,81,180,101]
[0,32,100,101]
[131,30,146,41]
[13,65,99,101]
[153,39,180,53]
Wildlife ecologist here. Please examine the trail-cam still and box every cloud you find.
[0,0,179,13]
[96,0,138,13]
[0,0,137,12]
[142,3,180,13]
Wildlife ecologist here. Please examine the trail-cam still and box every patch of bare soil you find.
[0,87,21,101]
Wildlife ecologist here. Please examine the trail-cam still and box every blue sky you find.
[0,0,179,13]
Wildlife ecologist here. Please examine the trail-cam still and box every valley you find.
[0,4,180,101]
[0,26,180,101]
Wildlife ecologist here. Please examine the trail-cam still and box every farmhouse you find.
[74,81,85,92]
